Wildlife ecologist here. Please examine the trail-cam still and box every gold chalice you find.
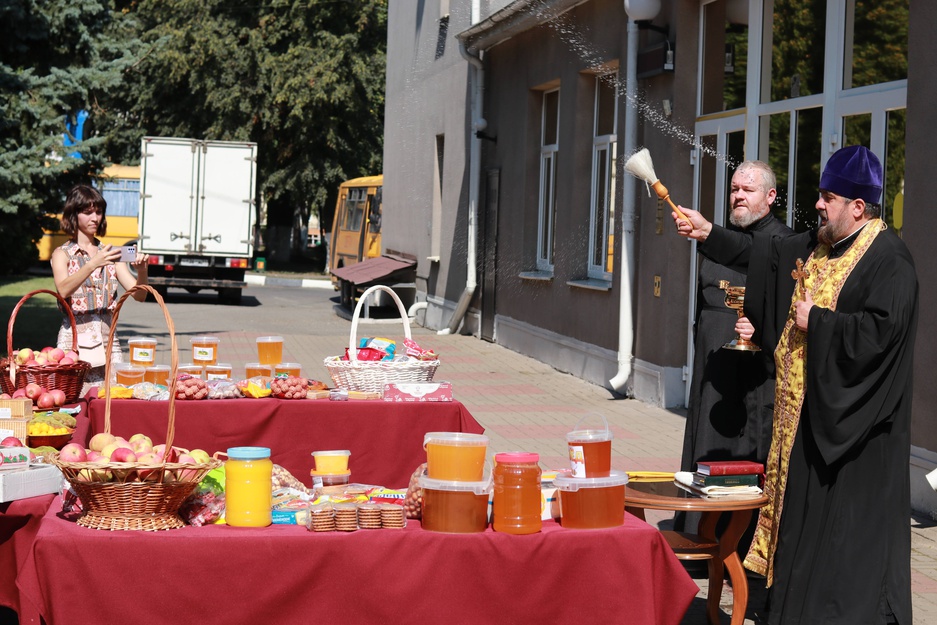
[720,280,760,352]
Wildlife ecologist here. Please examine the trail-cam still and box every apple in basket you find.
[110,447,137,463]
[175,454,201,482]
[59,443,87,463]
[89,432,116,453]
[76,457,111,483]
[14,348,34,365]
[188,449,211,464]
[135,452,162,482]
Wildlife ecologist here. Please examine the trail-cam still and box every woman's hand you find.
[95,245,122,267]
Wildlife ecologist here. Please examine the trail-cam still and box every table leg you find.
[698,512,724,625]
[719,509,753,625]
[625,506,646,522]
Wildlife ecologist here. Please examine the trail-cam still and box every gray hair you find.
[734,161,776,195]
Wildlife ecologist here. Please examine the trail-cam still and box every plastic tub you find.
[274,362,302,378]
[311,450,351,473]
[113,363,145,386]
[423,432,489,481]
[205,363,233,380]
[245,363,273,379]
[419,473,492,533]
[144,364,171,386]
[566,414,613,478]
[554,470,629,529]
[256,336,283,366]
[310,470,351,487]
[127,336,157,367]
[190,336,220,365]
[178,364,205,379]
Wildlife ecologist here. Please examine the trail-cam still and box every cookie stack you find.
[307,504,336,532]
[357,503,383,529]
[334,503,359,531]
[380,503,406,529]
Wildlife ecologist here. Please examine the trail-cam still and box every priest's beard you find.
[817,210,853,246]
[729,206,761,229]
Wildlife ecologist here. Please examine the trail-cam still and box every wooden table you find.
[625,480,768,625]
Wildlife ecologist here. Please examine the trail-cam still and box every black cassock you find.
[678,214,791,539]
[701,222,918,625]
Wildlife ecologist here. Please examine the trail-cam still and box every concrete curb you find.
[245,273,333,289]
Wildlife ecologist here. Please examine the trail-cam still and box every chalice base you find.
[723,338,761,352]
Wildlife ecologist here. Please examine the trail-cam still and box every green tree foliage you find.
[0,0,138,274]
[100,0,387,232]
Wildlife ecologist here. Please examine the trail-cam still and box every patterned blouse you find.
[56,240,121,356]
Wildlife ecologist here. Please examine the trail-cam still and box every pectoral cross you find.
[791,259,808,292]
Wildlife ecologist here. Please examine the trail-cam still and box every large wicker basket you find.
[324,285,440,394]
[0,289,91,403]
[50,285,221,531]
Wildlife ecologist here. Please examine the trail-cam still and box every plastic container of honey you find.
[127,336,157,367]
[190,336,220,366]
[225,446,273,527]
[144,364,171,386]
[245,362,273,379]
[423,432,489,482]
[311,450,351,473]
[256,336,283,366]
[113,363,145,386]
[492,452,542,534]
[553,470,629,529]
[274,362,302,378]
[419,472,492,533]
[566,413,613,478]
[205,363,233,380]
[310,470,351,487]
[178,363,205,379]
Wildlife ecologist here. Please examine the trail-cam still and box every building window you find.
[537,88,559,271]
[588,74,617,279]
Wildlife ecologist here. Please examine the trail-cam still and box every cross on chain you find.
[791,258,808,291]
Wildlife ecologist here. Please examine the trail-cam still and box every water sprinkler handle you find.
[651,180,688,222]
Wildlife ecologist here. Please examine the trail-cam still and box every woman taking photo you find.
[50,184,150,388]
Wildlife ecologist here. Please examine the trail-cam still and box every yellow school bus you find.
[328,174,383,286]
[37,165,141,261]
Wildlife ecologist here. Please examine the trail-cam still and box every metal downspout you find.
[440,38,484,335]
[608,18,639,393]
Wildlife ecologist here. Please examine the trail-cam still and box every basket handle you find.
[6,289,81,386]
[102,285,179,453]
[347,285,412,363]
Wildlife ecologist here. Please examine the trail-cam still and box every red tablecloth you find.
[0,400,90,619]
[17,501,698,625]
[85,395,483,488]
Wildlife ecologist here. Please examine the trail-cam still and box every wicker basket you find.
[0,289,91,403]
[324,285,440,394]
[50,285,222,531]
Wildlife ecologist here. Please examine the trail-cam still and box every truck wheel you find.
[219,288,242,305]
[185,287,201,294]
[145,285,169,303]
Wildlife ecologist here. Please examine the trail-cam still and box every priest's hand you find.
[794,291,814,331]
[673,206,712,241]
[736,316,755,341]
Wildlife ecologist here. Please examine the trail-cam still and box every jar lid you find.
[311,450,351,457]
[494,452,539,464]
[566,428,613,443]
[227,446,271,460]
[419,474,492,495]
[553,470,629,491]
[190,336,219,343]
[128,336,156,344]
[256,336,283,342]
[423,432,489,448]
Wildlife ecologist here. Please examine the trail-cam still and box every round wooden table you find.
[625,480,768,625]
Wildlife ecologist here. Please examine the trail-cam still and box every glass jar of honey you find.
[493,452,542,535]
[225,447,273,527]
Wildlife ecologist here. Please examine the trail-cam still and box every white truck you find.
[139,137,258,304]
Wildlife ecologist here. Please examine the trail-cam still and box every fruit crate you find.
[0,289,91,403]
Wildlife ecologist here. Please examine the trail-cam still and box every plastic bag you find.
[206,378,243,399]
[404,462,426,519]
[179,465,226,526]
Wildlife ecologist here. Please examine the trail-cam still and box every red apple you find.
[12,388,27,399]
[1,436,23,447]
[0,393,11,400]
[40,346,53,354]
[58,357,75,365]
[110,447,137,463]
[49,389,66,407]
[33,354,48,366]
[86,450,104,461]
[188,449,211,464]
[175,454,200,482]
[36,392,55,410]
[47,348,65,363]
[130,438,153,455]
[64,350,79,362]
[15,348,33,365]
[59,443,87,462]
[24,383,43,400]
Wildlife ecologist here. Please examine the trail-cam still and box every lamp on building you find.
[624,0,661,21]
[726,0,749,26]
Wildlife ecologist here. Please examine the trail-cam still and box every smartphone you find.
[118,245,137,262]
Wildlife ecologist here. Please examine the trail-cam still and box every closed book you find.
[696,460,764,476]
[693,472,760,487]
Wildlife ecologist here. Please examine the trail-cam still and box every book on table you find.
[692,472,761,487]
[696,460,764,476]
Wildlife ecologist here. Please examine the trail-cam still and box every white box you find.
[0,464,63,503]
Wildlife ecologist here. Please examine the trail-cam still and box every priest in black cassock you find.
[673,145,918,625]
[678,161,791,545]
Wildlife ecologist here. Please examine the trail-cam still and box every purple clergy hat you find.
[819,145,883,205]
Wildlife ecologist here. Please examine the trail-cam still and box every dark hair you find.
[61,184,107,237]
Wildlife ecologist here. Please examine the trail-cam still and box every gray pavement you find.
[127,277,937,625]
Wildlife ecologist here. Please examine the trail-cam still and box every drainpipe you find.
[441,36,484,335]
[608,17,640,393]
